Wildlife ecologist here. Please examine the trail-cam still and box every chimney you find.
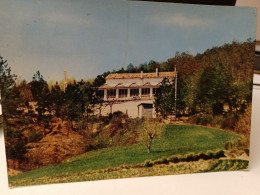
[64,70,67,91]
[156,68,159,77]
[141,70,143,79]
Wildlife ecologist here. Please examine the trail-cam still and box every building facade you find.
[98,69,175,102]
[97,69,176,118]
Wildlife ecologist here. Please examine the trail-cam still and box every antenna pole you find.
[64,70,67,91]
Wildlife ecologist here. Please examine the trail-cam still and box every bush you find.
[185,153,196,162]
[221,114,237,130]
[168,156,181,163]
[143,160,153,167]
[112,111,125,118]
[235,104,252,136]
[211,115,225,128]
[187,114,213,126]
[224,138,249,152]
[188,111,249,135]
[154,157,168,165]
[29,129,43,142]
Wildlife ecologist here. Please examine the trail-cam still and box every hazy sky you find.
[0,0,257,82]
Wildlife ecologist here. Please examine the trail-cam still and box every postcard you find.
[0,0,256,187]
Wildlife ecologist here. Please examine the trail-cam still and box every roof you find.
[106,71,176,79]
[128,82,139,88]
[99,83,111,89]
[115,83,126,88]
[143,82,153,87]
[98,81,161,89]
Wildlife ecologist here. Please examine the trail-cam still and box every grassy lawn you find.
[9,124,243,186]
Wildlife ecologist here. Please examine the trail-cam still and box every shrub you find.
[29,129,43,142]
[57,124,62,130]
[185,153,196,162]
[143,160,153,167]
[154,157,168,165]
[211,115,225,128]
[112,111,125,117]
[187,114,213,126]
[225,138,249,152]
[220,113,237,130]
[198,152,208,160]
[168,156,180,163]
[234,104,252,136]
[215,150,225,158]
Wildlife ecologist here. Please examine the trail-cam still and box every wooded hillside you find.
[0,40,255,172]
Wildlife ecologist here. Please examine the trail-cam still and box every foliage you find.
[152,41,254,137]
[154,78,175,118]
[139,119,162,153]
[234,104,252,136]
[0,56,18,120]
[63,80,95,135]
[29,73,52,136]
[196,62,232,115]
[4,126,27,162]
[0,56,27,164]
[50,83,64,119]
[28,128,43,143]
[87,113,142,150]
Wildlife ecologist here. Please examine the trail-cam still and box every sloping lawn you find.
[9,124,242,186]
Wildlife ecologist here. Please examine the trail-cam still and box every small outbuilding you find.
[137,103,154,118]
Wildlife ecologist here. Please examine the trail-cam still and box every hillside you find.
[6,118,86,173]
[9,124,247,187]
[25,119,85,168]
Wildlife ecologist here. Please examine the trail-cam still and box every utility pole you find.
[64,70,67,91]
[174,64,177,121]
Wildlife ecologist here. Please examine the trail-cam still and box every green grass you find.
[9,124,243,186]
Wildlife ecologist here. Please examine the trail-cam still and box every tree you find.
[142,119,159,153]
[154,78,175,118]
[147,60,160,72]
[63,82,80,136]
[0,56,27,167]
[29,71,52,135]
[196,62,232,115]
[50,82,64,119]
[126,63,134,72]
[62,80,95,136]
[93,72,110,88]
[17,80,33,113]
[0,56,17,121]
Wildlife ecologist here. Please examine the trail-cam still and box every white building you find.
[98,69,176,118]
[99,68,175,102]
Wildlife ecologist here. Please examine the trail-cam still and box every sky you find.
[0,0,257,82]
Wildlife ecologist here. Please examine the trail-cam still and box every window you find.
[119,89,127,98]
[107,89,116,98]
[130,88,139,96]
[142,88,150,96]
[153,88,159,95]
